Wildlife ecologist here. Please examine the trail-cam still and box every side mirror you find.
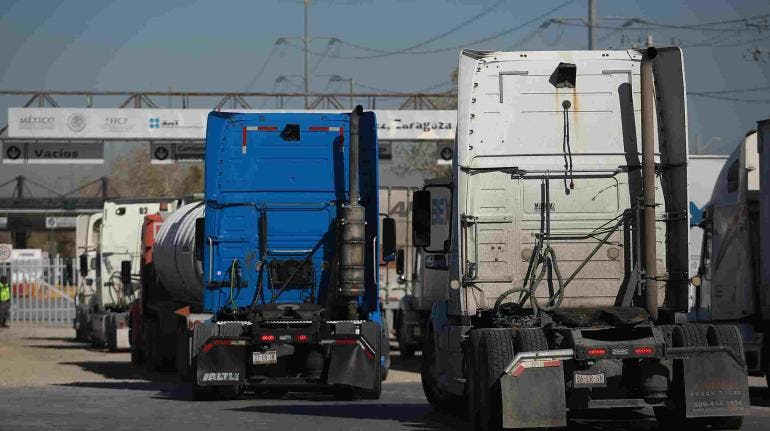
[79,253,88,277]
[120,260,132,286]
[382,217,397,258]
[396,249,405,275]
[412,190,431,247]
[195,217,205,262]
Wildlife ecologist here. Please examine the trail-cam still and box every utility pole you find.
[550,1,643,50]
[304,0,310,109]
[588,0,597,50]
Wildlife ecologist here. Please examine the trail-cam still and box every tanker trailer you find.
[129,201,205,371]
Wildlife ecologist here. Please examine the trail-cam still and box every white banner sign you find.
[8,108,456,141]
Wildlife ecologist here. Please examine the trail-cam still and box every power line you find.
[690,86,770,95]
[335,0,506,57]
[353,80,453,94]
[289,0,577,59]
[688,86,770,103]
[688,93,770,103]
[244,44,280,91]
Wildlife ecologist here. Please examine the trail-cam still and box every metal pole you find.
[350,78,354,109]
[588,0,597,50]
[304,0,310,109]
[641,47,658,321]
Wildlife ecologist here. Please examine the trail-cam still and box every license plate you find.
[574,372,606,387]
[252,351,278,365]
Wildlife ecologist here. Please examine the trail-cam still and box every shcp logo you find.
[67,113,87,132]
[149,118,160,129]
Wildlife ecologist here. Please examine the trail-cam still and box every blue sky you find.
[0,0,769,157]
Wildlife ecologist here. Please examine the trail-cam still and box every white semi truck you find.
[74,198,178,350]
[413,48,749,430]
[694,124,770,384]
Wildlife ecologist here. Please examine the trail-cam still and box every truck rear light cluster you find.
[295,334,309,343]
[634,346,655,356]
[586,348,607,358]
[334,338,357,345]
[260,334,276,342]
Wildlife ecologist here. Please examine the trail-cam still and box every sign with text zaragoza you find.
[9,108,456,141]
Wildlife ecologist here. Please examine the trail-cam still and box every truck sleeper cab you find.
[190,108,395,399]
[413,49,749,430]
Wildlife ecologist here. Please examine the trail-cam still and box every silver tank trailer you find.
[153,201,204,304]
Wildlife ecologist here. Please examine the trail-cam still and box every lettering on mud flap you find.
[201,372,240,382]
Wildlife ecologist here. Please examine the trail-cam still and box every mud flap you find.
[195,338,247,387]
[326,321,381,391]
[681,351,750,418]
[501,365,567,429]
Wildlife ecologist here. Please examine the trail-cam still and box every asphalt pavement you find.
[2,327,770,431]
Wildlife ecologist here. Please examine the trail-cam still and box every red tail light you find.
[295,334,309,343]
[586,347,607,358]
[260,334,275,342]
[634,346,655,356]
[334,339,357,345]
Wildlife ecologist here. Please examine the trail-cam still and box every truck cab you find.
[696,129,767,375]
[414,48,748,430]
[189,108,395,399]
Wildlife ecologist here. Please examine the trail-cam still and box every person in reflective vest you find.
[0,276,10,327]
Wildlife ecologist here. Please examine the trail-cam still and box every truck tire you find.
[465,329,484,427]
[396,310,417,358]
[473,328,517,431]
[420,324,461,413]
[144,319,157,373]
[381,325,391,381]
[673,323,709,348]
[657,324,677,348]
[655,323,745,430]
[706,324,746,362]
[516,327,548,352]
[130,346,144,365]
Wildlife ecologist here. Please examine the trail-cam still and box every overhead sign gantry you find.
[5,108,456,164]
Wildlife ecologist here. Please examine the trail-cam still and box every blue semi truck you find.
[185,107,395,399]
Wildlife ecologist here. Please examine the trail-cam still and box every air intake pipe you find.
[641,47,658,321]
[339,106,366,317]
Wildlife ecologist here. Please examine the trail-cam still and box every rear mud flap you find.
[195,338,247,387]
[326,321,381,391]
[501,365,567,429]
[681,351,750,418]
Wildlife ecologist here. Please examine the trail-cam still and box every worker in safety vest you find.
[0,275,10,327]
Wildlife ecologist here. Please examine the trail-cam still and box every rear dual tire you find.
[466,327,548,431]
[654,323,744,431]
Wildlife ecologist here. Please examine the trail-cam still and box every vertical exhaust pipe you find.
[340,106,366,318]
[641,47,658,321]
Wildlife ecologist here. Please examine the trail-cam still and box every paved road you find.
[2,379,770,431]
[2,327,770,431]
